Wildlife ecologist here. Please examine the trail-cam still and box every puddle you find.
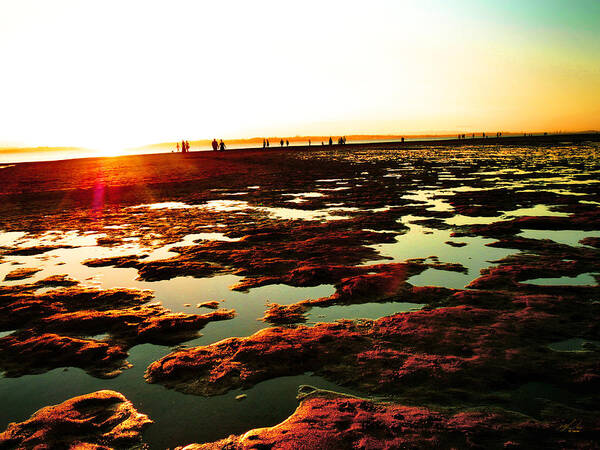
[307,301,424,323]
[15,230,105,247]
[261,207,350,221]
[370,216,515,289]
[317,187,351,191]
[518,230,600,247]
[0,232,26,247]
[88,333,110,340]
[282,192,325,198]
[523,273,598,286]
[501,204,569,218]
[446,215,499,226]
[132,202,193,210]
[548,338,600,352]
[0,342,359,449]
[408,268,470,290]
[402,192,453,212]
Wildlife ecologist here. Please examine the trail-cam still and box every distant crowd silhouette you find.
[172,131,547,154]
[176,139,226,152]
[456,132,504,140]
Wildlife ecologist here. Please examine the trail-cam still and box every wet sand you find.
[1,135,599,448]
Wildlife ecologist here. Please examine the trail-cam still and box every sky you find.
[0,0,599,152]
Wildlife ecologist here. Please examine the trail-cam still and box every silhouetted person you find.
[286,140,289,146]
[472,133,475,139]
[219,139,225,151]
[329,137,333,146]
[308,139,311,146]
[212,138,218,151]
[266,139,270,147]
[343,136,346,144]
[401,137,404,143]
[263,139,266,149]
[280,139,284,147]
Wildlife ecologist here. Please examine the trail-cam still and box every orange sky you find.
[0,1,598,154]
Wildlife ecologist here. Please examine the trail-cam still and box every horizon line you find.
[2,129,599,152]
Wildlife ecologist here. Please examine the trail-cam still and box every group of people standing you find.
[211,138,225,151]
[176,139,225,152]
[176,136,354,153]
[457,132,503,140]
[322,136,347,145]
[260,137,348,148]
[261,138,292,148]
[176,140,191,152]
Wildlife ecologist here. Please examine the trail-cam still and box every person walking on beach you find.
[263,139,266,149]
[308,139,311,146]
[266,139,270,148]
[286,140,289,147]
[212,138,218,151]
[329,137,333,146]
[219,139,225,151]
[280,139,284,147]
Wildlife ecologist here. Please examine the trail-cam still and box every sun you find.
[102,146,125,157]
[89,144,126,158]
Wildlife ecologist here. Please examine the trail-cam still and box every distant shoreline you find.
[1,132,599,165]
[228,132,600,152]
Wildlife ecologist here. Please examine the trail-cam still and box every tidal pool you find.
[307,301,424,324]
[518,229,600,247]
[0,341,360,449]
[523,273,598,286]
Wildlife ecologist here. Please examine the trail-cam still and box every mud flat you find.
[0,139,599,447]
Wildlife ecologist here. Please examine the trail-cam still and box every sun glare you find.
[99,146,125,158]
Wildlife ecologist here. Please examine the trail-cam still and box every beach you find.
[1,136,599,448]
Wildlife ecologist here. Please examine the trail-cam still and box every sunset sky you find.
[1,0,599,152]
